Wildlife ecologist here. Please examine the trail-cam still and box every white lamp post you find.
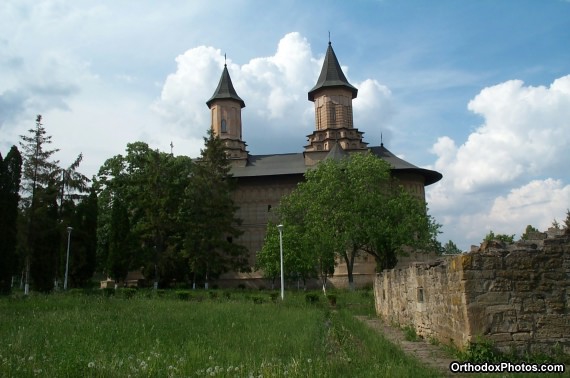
[277,224,284,300]
[64,226,73,290]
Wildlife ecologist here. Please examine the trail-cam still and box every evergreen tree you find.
[67,188,98,287]
[182,130,248,288]
[19,115,61,293]
[0,146,23,294]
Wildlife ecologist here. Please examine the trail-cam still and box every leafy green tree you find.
[564,209,570,234]
[551,219,561,230]
[181,130,248,288]
[483,230,515,244]
[0,146,23,294]
[19,115,61,293]
[264,152,440,290]
[442,240,462,255]
[95,142,194,285]
[256,222,317,290]
[520,225,540,240]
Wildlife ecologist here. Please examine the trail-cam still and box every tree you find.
[67,188,98,287]
[19,115,61,293]
[483,230,515,244]
[95,142,195,286]
[564,209,570,235]
[520,225,540,240]
[181,130,248,288]
[263,152,440,290]
[442,240,462,254]
[0,146,23,294]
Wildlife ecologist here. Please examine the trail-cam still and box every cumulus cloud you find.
[153,32,393,152]
[428,75,570,249]
[432,76,570,192]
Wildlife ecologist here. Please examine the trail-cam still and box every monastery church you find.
[205,41,442,288]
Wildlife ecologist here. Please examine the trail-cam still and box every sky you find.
[1,0,569,251]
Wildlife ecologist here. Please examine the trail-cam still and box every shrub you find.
[102,288,115,297]
[175,290,191,301]
[208,291,218,300]
[305,293,320,304]
[222,291,231,300]
[252,295,265,304]
[327,294,337,306]
[403,325,420,342]
[119,288,137,299]
[459,337,501,363]
[269,292,279,302]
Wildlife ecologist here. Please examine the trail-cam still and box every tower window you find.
[330,105,336,123]
[221,119,227,133]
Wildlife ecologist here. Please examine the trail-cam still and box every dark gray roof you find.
[324,141,349,161]
[308,42,358,101]
[206,65,245,108]
[231,145,442,186]
[231,153,307,177]
[369,145,442,186]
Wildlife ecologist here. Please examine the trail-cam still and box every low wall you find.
[374,236,570,356]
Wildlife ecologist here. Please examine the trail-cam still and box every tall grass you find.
[0,290,438,377]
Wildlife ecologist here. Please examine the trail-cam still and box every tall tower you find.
[206,63,249,166]
[304,42,368,156]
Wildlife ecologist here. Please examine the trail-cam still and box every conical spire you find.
[206,63,245,108]
[308,42,358,101]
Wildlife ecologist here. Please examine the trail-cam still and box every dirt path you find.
[355,315,455,377]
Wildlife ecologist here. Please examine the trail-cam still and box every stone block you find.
[522,297,545,313]
[512,332,532,341]
[488,333,513,342]
[488,277,512,292]
[476,291,510,304]
[516,314,535,332]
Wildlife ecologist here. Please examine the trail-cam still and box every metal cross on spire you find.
[170,141,174,155]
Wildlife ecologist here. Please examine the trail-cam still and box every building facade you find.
[206,42,442,288]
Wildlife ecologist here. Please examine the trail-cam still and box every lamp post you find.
[64,226,73,290]
[277,224,284,300]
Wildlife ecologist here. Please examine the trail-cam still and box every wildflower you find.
[307,358,312,364]
[88,362,95,368]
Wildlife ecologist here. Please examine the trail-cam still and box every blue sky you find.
[1,0,569,250]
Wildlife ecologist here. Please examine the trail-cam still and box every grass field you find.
[0,288,440,377]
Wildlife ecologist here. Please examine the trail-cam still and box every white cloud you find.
[428,75,570,249]
[153,32,392,152]
[432,76,570,193]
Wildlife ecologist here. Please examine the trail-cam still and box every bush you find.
[252,295,265,304]
[327,294,337,306]
[305,293,320,304]
[175,290,191,301]
[402,325,420,342]
[102,288,115,297]
[269,292,279,302]
[208,291,218,300]
[118,288,137,299]
[222,291,231,300]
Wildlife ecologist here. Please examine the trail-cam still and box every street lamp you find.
[64,226,73,290]
[277,224,284,300]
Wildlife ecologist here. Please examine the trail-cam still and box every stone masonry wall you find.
[374,236,570,356]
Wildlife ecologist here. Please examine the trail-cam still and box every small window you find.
[267,205,272,212]
[221,119,227,133]
[226,236,233,244]
[417,287,424,303]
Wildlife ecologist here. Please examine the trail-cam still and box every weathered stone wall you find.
[374,236,570,356]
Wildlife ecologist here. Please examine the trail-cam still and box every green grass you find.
[0,289,439,377]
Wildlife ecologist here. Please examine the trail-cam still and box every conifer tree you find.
[19,115,61,293]
[0,146,23,294]
[182,129,248,289]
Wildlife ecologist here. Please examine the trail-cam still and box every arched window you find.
[221,119,227,133]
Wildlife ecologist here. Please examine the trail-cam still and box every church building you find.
[205,41,442,288]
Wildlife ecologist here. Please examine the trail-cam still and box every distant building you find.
[205,42,442,288]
